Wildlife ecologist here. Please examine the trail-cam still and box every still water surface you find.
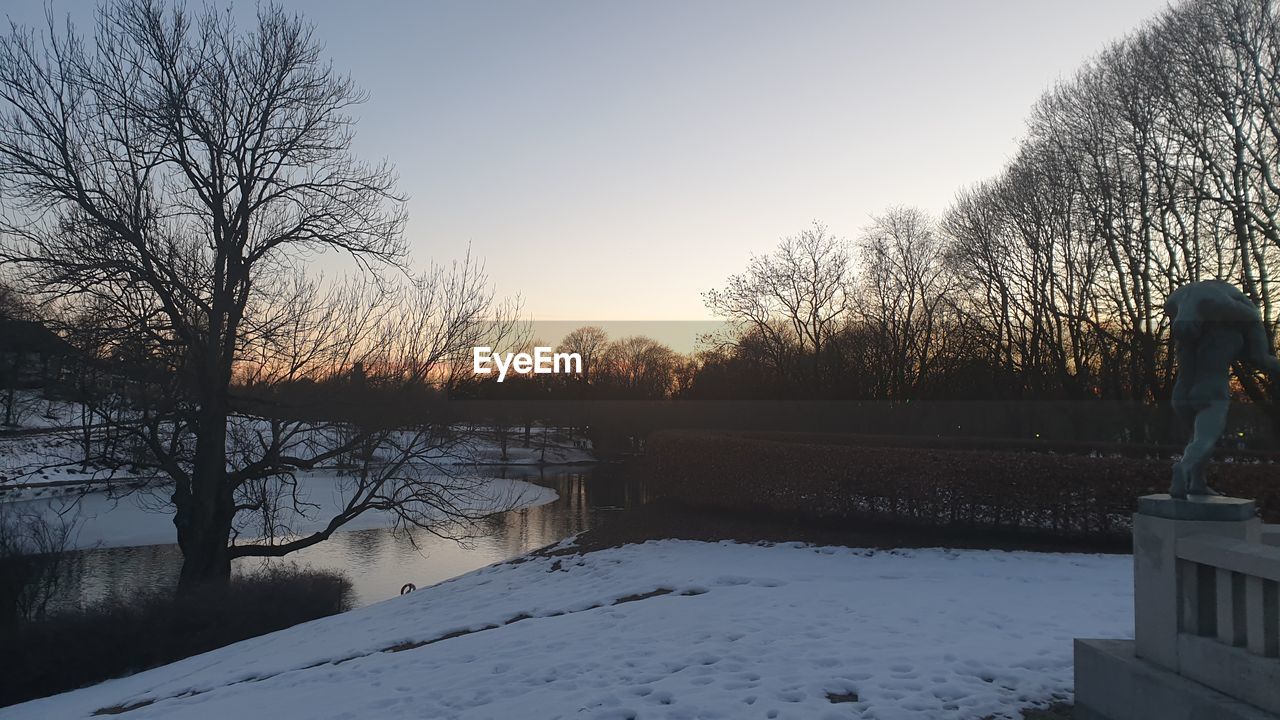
[55,465,644,609]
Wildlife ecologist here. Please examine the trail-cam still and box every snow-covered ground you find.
[458,434,594,465]
[0,429,115,491]
[0,390,84,430]
[1,540,1132,720]
[6,471,559,551]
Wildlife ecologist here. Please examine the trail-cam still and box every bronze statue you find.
[1164,280,1280,498]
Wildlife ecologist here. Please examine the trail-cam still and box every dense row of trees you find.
[680,0,1280,406]
[945,0,1280,405]
[186,0,1278,414]
[472,0,1280,410]
[696,213,974,400]
[459,327,692,400]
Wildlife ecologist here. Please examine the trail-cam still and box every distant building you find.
[0,319,79,388]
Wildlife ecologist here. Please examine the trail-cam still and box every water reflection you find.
[54,465,644,609]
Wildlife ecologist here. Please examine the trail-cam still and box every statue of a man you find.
[1164,280,1280,498]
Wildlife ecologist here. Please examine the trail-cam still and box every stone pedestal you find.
[1075,494,1280,720]
[1133,494,1259,671]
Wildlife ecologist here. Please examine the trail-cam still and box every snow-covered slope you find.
[2,541,1132,720]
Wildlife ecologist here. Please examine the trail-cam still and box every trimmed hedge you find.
[646,430,1280,537]
[719,430,1280,463]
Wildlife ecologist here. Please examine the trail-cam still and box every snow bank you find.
[2,541,1132,719]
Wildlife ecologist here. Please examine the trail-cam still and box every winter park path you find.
[1,538,1132,720]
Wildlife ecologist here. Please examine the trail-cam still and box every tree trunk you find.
[4,353,18,426]
[175,504,233,591]
[174,397,234,592]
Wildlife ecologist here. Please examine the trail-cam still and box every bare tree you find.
[558,325,609,388]
[704,221,853,391]
[858,208,959,398]
[0,1,522,590]
[599,336,680,399]
[0,504,76,627]
[935,0,1280,417]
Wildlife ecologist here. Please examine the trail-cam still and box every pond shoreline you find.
[39,465,641,610]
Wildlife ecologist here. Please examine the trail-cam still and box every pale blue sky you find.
[8,1,1173,320]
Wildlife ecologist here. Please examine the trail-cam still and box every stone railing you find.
[1077,495,1280,720]
[1173,534,1280,712]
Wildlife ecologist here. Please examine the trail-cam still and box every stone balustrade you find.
[1076,494,1280,720]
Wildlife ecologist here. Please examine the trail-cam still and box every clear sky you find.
[8,1,1173,321]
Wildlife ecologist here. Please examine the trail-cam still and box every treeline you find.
[944,0,1280,405]
[477,0,1280,413]
[715,0,1280,406]
[14,0,1279,426]
[455,327,696,401]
